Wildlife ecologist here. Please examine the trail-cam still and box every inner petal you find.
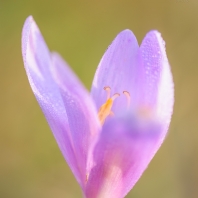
[91,30,139,113]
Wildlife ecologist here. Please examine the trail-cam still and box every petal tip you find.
[146,30,161,37]
[117,29,137,41]
[145,30,166,47]
[120,29,133,34]
[22,15,34,36]
[22,16,34,58]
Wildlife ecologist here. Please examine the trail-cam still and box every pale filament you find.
[123,91,152,118]
[104,86,111,100]
[98,86,120,125]
[123,91,131,108]
[86,173,89,183]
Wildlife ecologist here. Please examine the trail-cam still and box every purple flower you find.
[22,16,174,198]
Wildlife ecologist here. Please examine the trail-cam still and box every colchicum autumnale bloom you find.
[22,16,174,198]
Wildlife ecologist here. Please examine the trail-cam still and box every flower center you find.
[98,86,120,125]
[98,86,131,125]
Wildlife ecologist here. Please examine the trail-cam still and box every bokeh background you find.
[1,0,198,197]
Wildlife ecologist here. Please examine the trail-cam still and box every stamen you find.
[86,174,89,183]
[104,86,111,100]
[123,91,131,108]
[112,93,120,100]
[138,106,152,119]
[98,86,120,125]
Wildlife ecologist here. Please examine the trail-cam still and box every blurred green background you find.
[0,0,198,197]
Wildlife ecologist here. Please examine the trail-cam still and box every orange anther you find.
[98,86,120,125]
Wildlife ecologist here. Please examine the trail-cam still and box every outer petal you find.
[51,52,100,188]
[138,31,174,136]
[85,114,162,198]
[22,16,100,187]
[85,31,174,197]
[22,16,78,181]
[91,30,139,113]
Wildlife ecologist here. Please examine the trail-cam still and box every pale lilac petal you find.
[22,16,82,185]
[51,52,100,188]
[91,30,139,113]
[22,15,174,197]
[85,114,162,198]
[138,31,174,137]
[85,31,174,197]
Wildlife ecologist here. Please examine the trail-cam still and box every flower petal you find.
[138,31,174,135]
[22,16,81,185]
[51,52,100,188]
[91,30,139,113]
[85,114,162,198]
[85,31,174,198]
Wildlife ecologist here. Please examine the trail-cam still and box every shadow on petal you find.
[85,113,162,198]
